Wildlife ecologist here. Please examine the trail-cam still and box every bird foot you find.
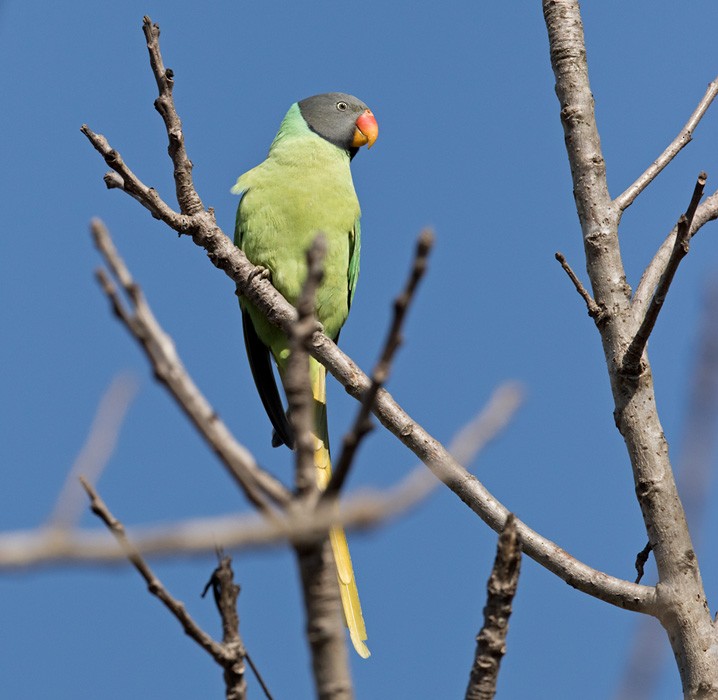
[249,265,271,283]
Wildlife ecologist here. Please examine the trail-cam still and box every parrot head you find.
[298,92,378,156]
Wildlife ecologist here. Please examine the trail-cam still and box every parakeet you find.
[231,92,378,659]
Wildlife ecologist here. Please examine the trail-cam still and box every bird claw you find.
[249,265,271,283]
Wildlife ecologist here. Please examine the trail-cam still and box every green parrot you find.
[231,93,378,659]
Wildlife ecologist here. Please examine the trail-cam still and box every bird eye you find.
[336,101,348,111]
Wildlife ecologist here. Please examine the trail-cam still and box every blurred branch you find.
[81,478,247,700]
[0,389,522,569]
[615,78,718,211]
[465,515,522,700]
[48,373,139,529]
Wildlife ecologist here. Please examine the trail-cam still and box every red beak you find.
[352,109,379,149]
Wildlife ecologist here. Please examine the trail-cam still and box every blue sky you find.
[2,2,718,698]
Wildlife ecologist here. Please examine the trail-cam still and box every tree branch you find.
[202,555,249,700]
[465,514,522,700]
[615,78,718,211]
[554,251,604,321]
[80,478,229,663]
[633,187,718,318]
[543,1,717,694]
[622,172,706,373]
[141,15,204,215]
[82,16,654,615]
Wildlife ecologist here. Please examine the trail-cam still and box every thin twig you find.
[633,187,718,316]
[48,374,138,529]
[465,514,522,700]
[323,229,434,499]
[554,251,603,321]
[623,173,706,373]
[615,78,718,211]
[79,477,228,662]
[141,16,204,215]
[202,555,248,700]
[91,219,290,511]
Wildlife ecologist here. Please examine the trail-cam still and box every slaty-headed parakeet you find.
[231,92,378,659]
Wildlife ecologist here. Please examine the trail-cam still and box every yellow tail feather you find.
[311,359,370,659]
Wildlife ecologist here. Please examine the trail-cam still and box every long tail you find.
[310,358,370,659]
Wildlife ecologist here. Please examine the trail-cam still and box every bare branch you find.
[202,556,248,700]
[82,16,655,615]
[91,219,290,511]
[633,187,718,316]
[141,16,204,215]
[554,251,603,321]
[544,2,716,693]
[615,78,718,211]
[48,373,138,529]
[80,125,188,226]
[465,515,522,700]
[324,229,434,499]
[623,172,706,374]
[79,477,228,662]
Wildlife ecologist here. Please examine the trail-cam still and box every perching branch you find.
[622,172,706,374]
[615,78,718,211]
[83,15,654,615]
[465,515,522,700]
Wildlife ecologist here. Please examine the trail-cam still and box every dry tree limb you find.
[324,229,434,499]
[92,219,289,513]
[201,556,255,700]
[82,16,654,615]
[633,187,718,320]
[465,514,522,700]
[623,172,706,374]
[80,477,224,658]
[554,251,604,322]
[615,78,718,211]
[543,0,716,693]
